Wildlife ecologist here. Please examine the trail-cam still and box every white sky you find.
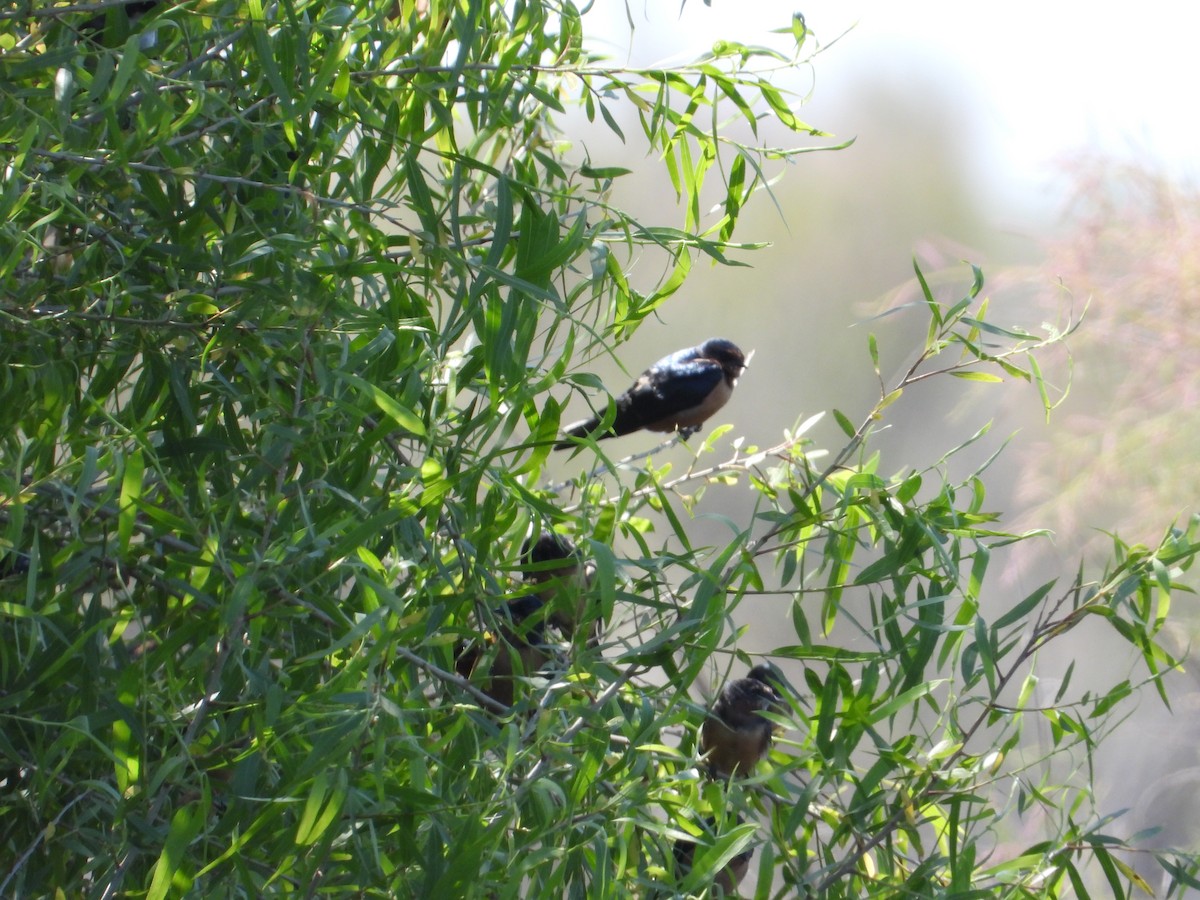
[596,2,1200,221]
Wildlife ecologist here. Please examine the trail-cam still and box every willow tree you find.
[1,2,1196,897]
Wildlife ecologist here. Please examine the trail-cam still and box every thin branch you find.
[808,559,1168,894]
[0,791,90,894]
[515,661,645,791]
[394,645,510,716]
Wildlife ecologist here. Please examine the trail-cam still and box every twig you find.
[545,431,691,496]
[515,661,645,790]
[0,792,89,893]
[394,646,511,716]
[806,570,1139,893]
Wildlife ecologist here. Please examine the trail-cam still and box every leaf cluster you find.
[0,3,1197,898]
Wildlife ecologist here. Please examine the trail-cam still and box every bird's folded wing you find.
[615,360,724,432]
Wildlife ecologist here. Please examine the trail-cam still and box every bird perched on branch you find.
[76,0,163,46]
[455,533,595,707]
[555,338,747,449]
[700,665,789,779]
[454,594,550,708]
[521,532,597,642]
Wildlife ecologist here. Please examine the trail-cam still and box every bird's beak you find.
[742,349,756,371]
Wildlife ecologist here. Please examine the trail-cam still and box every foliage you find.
[1,2,1197,898]
[1018,160,1200,559]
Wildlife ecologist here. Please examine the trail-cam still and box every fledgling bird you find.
[672,815,753,897]
[454,594,551,709]
[554,338,747,449]
[454,534,595,708]
[522,532,597,642]
[700,665,788,779]
[77,0,163,46]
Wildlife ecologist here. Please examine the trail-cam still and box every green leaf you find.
[832,408,857,438]
[295,770,347,846]
[404,152,442,239]
[950,371,1004,383]
[973,615,996,694]
[579,165,632,179]
[866,680,943,726]
[791,12,808,47]
[773,645,879,663]
[913,258,938,311]
[118,448,144,555]
[109,35,143,107]
[993,580,1056,630]
[341,372,426,436]
[877,388,903,412]
[147,805,202,900]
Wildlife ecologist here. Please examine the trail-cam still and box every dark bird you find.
[700,665,788,779]
[522,532,597,643]
[454,533,595,707]
[555,338,747,449]
[77,0,163,45]
[454,594,551,709]
[672,815,754,897]
[0,552,30,579]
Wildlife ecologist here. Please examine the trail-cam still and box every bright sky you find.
[596,2,1200,222]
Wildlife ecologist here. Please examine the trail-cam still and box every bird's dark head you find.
[719,675,782,724]
[746,662,797,707]
[522,532,580,577]
[746,663,784,693]
[504,594,545,625]
[699,338,747,379]
[521,531,598,640]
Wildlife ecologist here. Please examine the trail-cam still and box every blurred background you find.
[547,1,1200,887]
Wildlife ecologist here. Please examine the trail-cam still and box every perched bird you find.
[77,0,163,46]
[522,532,597,642]
[672,815,754,897]
[0,552,30,579]
[700,665,788,779]
[454,533,594,707]
[454,594,551,709]
[555,338,747,449]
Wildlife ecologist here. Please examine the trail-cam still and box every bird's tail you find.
[553,416,603,450]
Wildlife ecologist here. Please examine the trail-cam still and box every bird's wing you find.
[613,358,724,433]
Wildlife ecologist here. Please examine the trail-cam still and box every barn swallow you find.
[454,534,595,707]
[522,533,597,642]
[454,594,551,708]
[700,665,788,779]
[78,0,163,45]
[672,815,754,896]
[555,338,746,449]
